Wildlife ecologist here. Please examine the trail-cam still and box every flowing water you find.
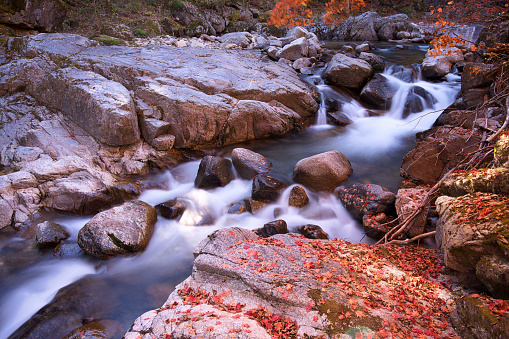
[0,43,461,338]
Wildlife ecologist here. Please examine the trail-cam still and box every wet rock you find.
[62,319,124,339]
[422,56,451,79]
[253,219,288,238]
[451,294,509,339]
[388,65,419,83]
[335,184,396,221]
[155,198,187,219]
[476,255,509,300]
[53,242,85,258]
[30,67,140,147]
[402,86,437,118]
[395,187,429,238]
[227,201,247,214]
[292,151,353,193]
[359,52,385,72]
[276,37,308,61]
[35,221,70,247]
[179,205,216,226]
[322,54,373,90]
[78,200,157,259]
[401,126,482,184]
[0,0,67,32]
[194,156,234,189]
[362,213,392,239]
[244,199,268,214]
[252,174,288,202]
[231,148,271,180]
[297,224,328,239]
[327,111,353,126]
[360,74,396,109]
[10,275,118,339]
[288,185,309,208]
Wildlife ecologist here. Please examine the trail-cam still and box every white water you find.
[0,47,461,338]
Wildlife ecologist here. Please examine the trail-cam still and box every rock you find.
[359,52,385,72]
[476,255,509,299]
[440,168,509,197]
[495,133,509,168]
[335,184,396,221]
[297,224,328,239]
[244,198,268,214]
[10,275,118,339]
[451,294,509,339]
[288,26,315,40]
[10,33,92,62]
[276,37,309,61]
[288,185,309,208]
[401,126,482,184]
[362,213,392,239]
[322,54,373,90]
[252,174,288,202]
[327,111,353,126]
[402,86,437,118]
[62,319,124,339]
[100,23,134,41]
[293,57,312,71]
[253,219,288,238]
[124,227,459,339]
[462,63,499,92]
[344,11,379,41]
[35,221,70,247]
[30,67,140,147]
[53,243,85,258]
[375,14,414,41]
[0,198,13,230]
[218,32,252,48]
[150,134,175,151]
[360,74,396,109]
[194,156,234,189]
[292,151,353,193]
[140,118,171,144]
[340,45,357,58]
[395,187,428,238]
[231,148,272,180]
[435,194,509,274]
[388,65,418,83]
[78,200,157,259]
[396,31,411,40]
[0,0,67,32]
[355,43,370,54]
[175,39,187,47]
[155,198,187,219]
[227,201,247,214]
[421,56,451,79]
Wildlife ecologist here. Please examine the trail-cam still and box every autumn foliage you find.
[268,0,366,27]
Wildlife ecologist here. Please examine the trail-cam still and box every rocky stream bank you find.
[1,8,509,339]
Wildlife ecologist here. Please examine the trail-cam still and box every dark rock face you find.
[360,74,396,109]
[77,200,157,259]
[253,219,288,238]
[288,185,309,208]
[402,86,437,118]
[401,126,482,184]
[334,184,396,221]
[62,319,124,339]
[231,148,271,180]
[194,156,234,189]
[35,221,70,247]
[0,0,67,32]
[322,54,373,90]
[252,174,288,202]
[359,52,385,72]
[327,111,353,126]
[155,198,187,219]
[297,224,328,239]
[476,255,509,300]
[53,243,84,258]
[292,151,353,193]
[461,63,499,108]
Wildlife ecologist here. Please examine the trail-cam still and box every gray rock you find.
[355,43,370,54]
[375,14,413,41]
[0,198,13,230]
[36,221,70,247]
[344,11,379,41]
[292,151,353,193]
[140,118,171,143]
[150,135,175,151]
[360,74,396,109]
[78,200,157,259]
[10,33,92,61]
[322,54,373,90]
[30,67,140,147]
[194,156,234,189]
[293,57,312,71]
[0,0,66,32]
[276,37,308,61]
[422,56,451,79]
[155,198,187,220]
[218,32,252,48]
[359,52,385,72]
[402,86,437,118]
[53,243,85,258]
[231,148,272,180]
[476,255,509,299]
[252,174,288,202]
[335,184,396,221]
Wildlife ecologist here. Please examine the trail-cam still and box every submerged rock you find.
[78,200,157,259]
[292,151,353,193]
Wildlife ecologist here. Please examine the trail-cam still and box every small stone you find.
[36,221,70,247]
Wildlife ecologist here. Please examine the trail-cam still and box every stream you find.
[0,43,461,338]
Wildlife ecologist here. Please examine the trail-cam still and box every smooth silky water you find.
[0,43,461,338]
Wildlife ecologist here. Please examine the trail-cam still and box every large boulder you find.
[217,32,253,48]
[421,56,451,79]
[0,0,67,32]
[402,86,437,118]
[374,14,415,41]
[292,151,353,193]
[335,184,396,221]
[359,74,396,109]
[35,221,70,247]
[322,54,373,90]
[78,200,157,259]
[461,63,499,108]
[275,37,309,61]
[401,126,482,184]
[194,156,234,189]
[0,198,13,230]
[231,148,272,180]
[342,11,379,41]
[495,132,509,168]
[440,167,509,197]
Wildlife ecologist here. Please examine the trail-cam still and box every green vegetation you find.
[133,28,148,37]
[92,35,123,45]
